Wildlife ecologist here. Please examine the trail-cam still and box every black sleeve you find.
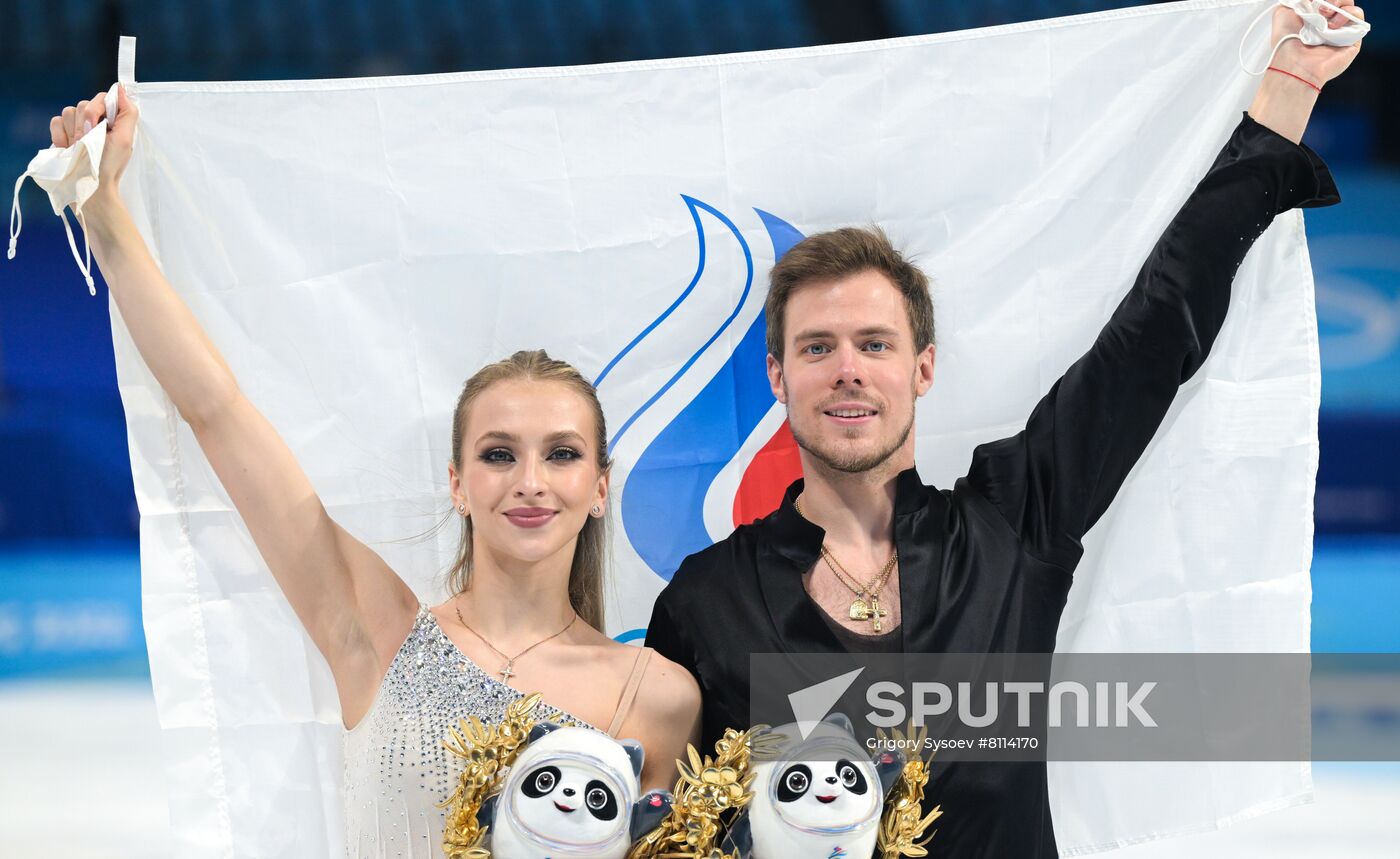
[644,586,698,681]
[964,111,1340,572]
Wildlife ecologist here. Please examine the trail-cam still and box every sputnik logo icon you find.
[788,667,866,740]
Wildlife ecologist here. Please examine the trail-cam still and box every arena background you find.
[1,1,1396,855]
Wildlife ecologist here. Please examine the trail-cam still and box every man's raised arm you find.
[960,3,1362,572]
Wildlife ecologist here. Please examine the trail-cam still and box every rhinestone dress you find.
[343,605,593,857]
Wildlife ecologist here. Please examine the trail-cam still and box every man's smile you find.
[823,402,879,425]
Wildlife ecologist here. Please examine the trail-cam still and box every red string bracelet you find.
[1268,66,1322,93]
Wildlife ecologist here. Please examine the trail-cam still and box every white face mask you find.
[8,84,120,295]
[1240,0,1371,78]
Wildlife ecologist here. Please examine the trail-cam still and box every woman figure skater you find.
[48,87,702,856]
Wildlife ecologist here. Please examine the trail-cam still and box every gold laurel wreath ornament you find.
[874,723,943,858]
[627,726,766,859]
[439,692,549,859]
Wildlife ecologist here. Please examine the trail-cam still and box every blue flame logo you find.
[593,195,805,585]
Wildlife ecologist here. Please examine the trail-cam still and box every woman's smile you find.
[503,506,559,528]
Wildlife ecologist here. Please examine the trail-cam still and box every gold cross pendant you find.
[499,660,516,682]
[849,597,889,632]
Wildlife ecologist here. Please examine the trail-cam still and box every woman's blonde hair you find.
[447,349,611,630]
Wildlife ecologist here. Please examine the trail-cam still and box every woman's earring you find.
[591,505,602,517]
[457,503,466,515]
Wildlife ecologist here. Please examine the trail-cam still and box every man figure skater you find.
[644,4,1363,855]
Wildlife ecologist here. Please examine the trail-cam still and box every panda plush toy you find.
[723,713,905,859]
[477,722,673,859]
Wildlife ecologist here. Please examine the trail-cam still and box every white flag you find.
[111,1,1317,855]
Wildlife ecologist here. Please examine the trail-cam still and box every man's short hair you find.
[765,225,935,363]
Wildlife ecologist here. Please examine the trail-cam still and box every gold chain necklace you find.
[454,600,577,682]
[794,495,897,632]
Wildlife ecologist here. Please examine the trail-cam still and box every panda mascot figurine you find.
[477,722,673,859]
[723,713,905,859]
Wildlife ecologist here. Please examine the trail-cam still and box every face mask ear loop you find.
[8,173,23,261]
[60,205,97,296]
[77,207,95,295]
[1240,4,1305,77]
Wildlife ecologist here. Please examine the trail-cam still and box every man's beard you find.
[788,403,915,475]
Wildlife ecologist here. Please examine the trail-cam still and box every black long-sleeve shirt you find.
[644,112,1339,857]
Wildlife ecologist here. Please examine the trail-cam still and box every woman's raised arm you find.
[62,86,417,726]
